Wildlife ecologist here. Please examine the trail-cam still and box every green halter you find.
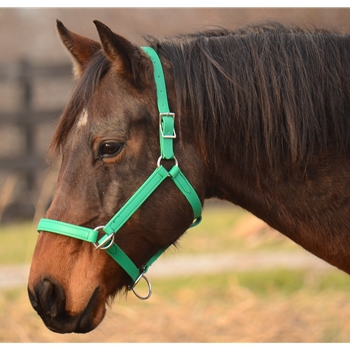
[37,47,202,299]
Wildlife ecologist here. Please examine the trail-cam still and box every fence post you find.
[0,59,71,221]
[19,59,35,192]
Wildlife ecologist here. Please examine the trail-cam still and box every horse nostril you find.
[31,277,66,319]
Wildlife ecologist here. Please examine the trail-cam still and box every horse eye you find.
[99,142,124,158]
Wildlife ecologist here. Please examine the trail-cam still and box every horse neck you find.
[208,147,350,272]
[159,33,350,275]
[166,61,350,273]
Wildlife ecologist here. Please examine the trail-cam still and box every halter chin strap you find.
[37,47,202,300]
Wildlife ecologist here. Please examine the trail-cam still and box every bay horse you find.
[28,19,350,334]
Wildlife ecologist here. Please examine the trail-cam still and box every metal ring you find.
[157,156,178,168]
[129,274,152,300]
[93,226,115,250]
[97,233,115,250]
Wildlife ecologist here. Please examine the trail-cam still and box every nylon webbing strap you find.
[37,219,98,243]
[101,166,169,238]
[141,47,170,114]
[142,46,174,160]
[106,243,140,281]
[169,166,202,227]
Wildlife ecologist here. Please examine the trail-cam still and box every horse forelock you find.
[149,21,350,172]
[48,51,110,160]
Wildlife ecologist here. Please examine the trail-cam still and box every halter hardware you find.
[93,226,114,250]
[128,273,152,300]
[37,47,202,300]
[159,112,176,139]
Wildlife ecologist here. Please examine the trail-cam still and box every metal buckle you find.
[128,273,152,300]
[93,226,115,250]
[159,112,176,139]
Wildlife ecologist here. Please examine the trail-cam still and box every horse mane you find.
[51,21,350,172]
[147,21,350,171]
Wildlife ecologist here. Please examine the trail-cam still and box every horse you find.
[28,19,350,334]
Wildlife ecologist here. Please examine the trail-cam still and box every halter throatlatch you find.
[37,47,202,300]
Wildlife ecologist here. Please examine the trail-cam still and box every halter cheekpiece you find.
[37,47,203,300]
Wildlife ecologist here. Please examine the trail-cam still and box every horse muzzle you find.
[27,277,105,334]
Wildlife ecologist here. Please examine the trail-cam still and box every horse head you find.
[27,20,205,333]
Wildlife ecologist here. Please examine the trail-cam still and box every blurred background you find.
[1,7,350,223]
[1,7,350,343]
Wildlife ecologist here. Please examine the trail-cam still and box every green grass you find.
[150,268,350,299]
[0,221,37,265]
[176,202,301,254]
[3,267,350,306]
[0,203,303,265]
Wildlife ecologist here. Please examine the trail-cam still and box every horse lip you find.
[75,286,104,333]
[37,312,80,334]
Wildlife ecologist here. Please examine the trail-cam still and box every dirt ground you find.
[0,250,348,343]
[2,270,350,343]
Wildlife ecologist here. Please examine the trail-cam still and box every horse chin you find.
[28,284,106,334]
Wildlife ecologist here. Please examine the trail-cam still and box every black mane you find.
[148,22,350,170]
[53,21,350,171]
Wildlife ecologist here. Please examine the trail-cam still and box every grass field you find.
[1,203,350,343]
[0,201,299,266]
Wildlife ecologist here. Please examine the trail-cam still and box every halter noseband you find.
[37,47,202,300]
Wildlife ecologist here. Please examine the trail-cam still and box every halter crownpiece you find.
[37,47,202,300]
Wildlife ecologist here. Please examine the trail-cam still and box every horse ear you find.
[56,20,101,78]
[93,20,148,86]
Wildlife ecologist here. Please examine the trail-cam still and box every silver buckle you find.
[159,112,176,139]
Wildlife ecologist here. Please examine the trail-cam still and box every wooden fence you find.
[0,59,72,222]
